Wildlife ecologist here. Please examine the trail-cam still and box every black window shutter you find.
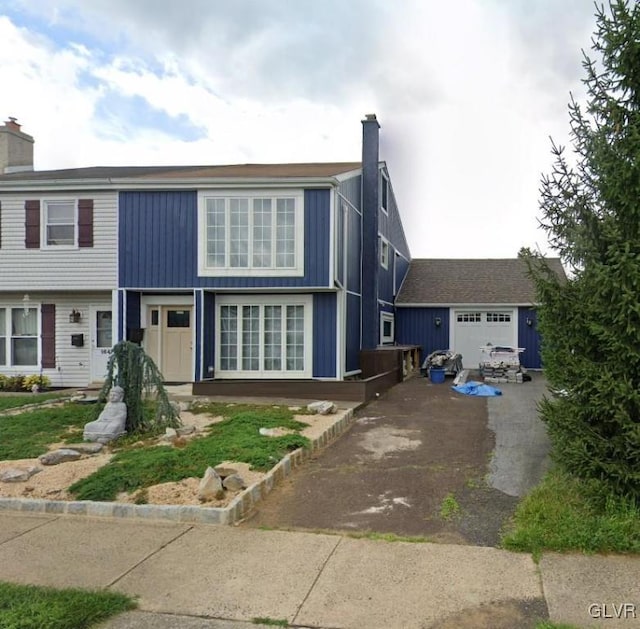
[41,304,56,369]
[78,199,94,247]
[25,200,40,248]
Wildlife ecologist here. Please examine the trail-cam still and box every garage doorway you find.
[452,310,517,368]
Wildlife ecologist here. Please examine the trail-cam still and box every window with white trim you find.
[381,174,389,214]
[217,296,311,377]
[457,312,482,323]
[0,307,38,366]
[380,311,395,344]
[44,200,76,246]
[199,191,303,276]
[380,237,389,269]
[486,312,511,323]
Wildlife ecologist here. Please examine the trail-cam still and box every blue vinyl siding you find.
[346,292,361,372]
[117,290,125,341]
[335,199,345,286]
[313,292,337,378]
[378,245,394,305]
[394,254,410,296]
[338,174,361,210]
[202,292,216,378]
[194,291,202,381]
[119,189,331,289]
[396,307,450,364]
[346,207,362,294]
[382,169,411,260]
[518,307,542,369]
[125,291,141,339]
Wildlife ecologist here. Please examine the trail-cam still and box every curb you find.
[0,408,355,525]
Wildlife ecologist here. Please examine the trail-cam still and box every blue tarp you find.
[452,381,502,397]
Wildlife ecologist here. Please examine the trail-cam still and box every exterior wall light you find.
[69,309,81,323]
[434,317,442,327]
[526,317,533,327]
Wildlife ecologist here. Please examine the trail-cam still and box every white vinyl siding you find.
[216,295,312,378]
[0,192,117,290]
[198,190,304,277]
[0,292,112,388]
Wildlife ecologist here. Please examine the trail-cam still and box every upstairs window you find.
[380,237,390,269]
[44,201,76,246]
[381,174,389,214]
[199,191,303,277]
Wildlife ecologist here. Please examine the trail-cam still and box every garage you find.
[394,258,568,371]
[452,309,517,368]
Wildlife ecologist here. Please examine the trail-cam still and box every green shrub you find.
[22,374,52,391]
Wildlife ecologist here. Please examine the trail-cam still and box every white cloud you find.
[0,1,601,257]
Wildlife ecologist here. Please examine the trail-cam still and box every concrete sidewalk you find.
[2,513,640,628]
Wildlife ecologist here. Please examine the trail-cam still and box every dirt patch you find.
[0,454,113,500]
[242,377,525,546]
[118,461,266,507]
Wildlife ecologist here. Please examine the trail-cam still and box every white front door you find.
[161,307,193,381]
[90,308,113,382]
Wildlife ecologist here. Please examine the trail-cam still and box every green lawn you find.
[0,403,94,460]
[70,404,310,501]
[0,393,68,413]
[0,581,135,629]
[502,469,640,557]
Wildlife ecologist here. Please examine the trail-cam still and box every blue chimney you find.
[361,113,380,350]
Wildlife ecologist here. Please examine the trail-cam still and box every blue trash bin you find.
[429,367,445,384]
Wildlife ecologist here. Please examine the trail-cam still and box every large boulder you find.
[198,466,224,501]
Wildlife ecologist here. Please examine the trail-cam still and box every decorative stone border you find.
[0,407,356,525]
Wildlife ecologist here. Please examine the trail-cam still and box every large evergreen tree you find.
[525,0,640,499]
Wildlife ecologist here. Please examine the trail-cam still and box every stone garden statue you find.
[83,385,127,444]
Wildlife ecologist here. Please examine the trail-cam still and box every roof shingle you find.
[0,162,362,182]
[396,258,566,305]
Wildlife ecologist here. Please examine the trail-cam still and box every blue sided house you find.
[0,115,558,393]
[117,114,410,386]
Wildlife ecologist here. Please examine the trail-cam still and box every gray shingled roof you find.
[0,162,362,182]
[396,258,566,305]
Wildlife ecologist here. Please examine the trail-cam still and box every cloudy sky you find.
[0,0,598,258]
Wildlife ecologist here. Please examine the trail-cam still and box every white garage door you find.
[453,310,516,368]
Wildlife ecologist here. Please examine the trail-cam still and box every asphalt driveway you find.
[243,373,550,546]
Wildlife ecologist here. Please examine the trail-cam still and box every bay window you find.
[199,191,303,276]
[217,296,312,377]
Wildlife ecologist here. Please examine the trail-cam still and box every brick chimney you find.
[361,113,381,350]
[0,117,34,174]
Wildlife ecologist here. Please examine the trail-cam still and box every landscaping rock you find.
[66,442,104,454]
[307,400,337,415]
[259,427,279,436]
[198,466,224,501]
[222,474,245,491]
[39,449,82,466]
[0,466,41,482]
[214,465,238,479]
[163,428,178,442]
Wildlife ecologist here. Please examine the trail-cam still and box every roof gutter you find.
[0,175,345,192]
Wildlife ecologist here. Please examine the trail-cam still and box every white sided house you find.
[0,119,117,387]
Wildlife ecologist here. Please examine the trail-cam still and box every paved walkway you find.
[1,512,639,628]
